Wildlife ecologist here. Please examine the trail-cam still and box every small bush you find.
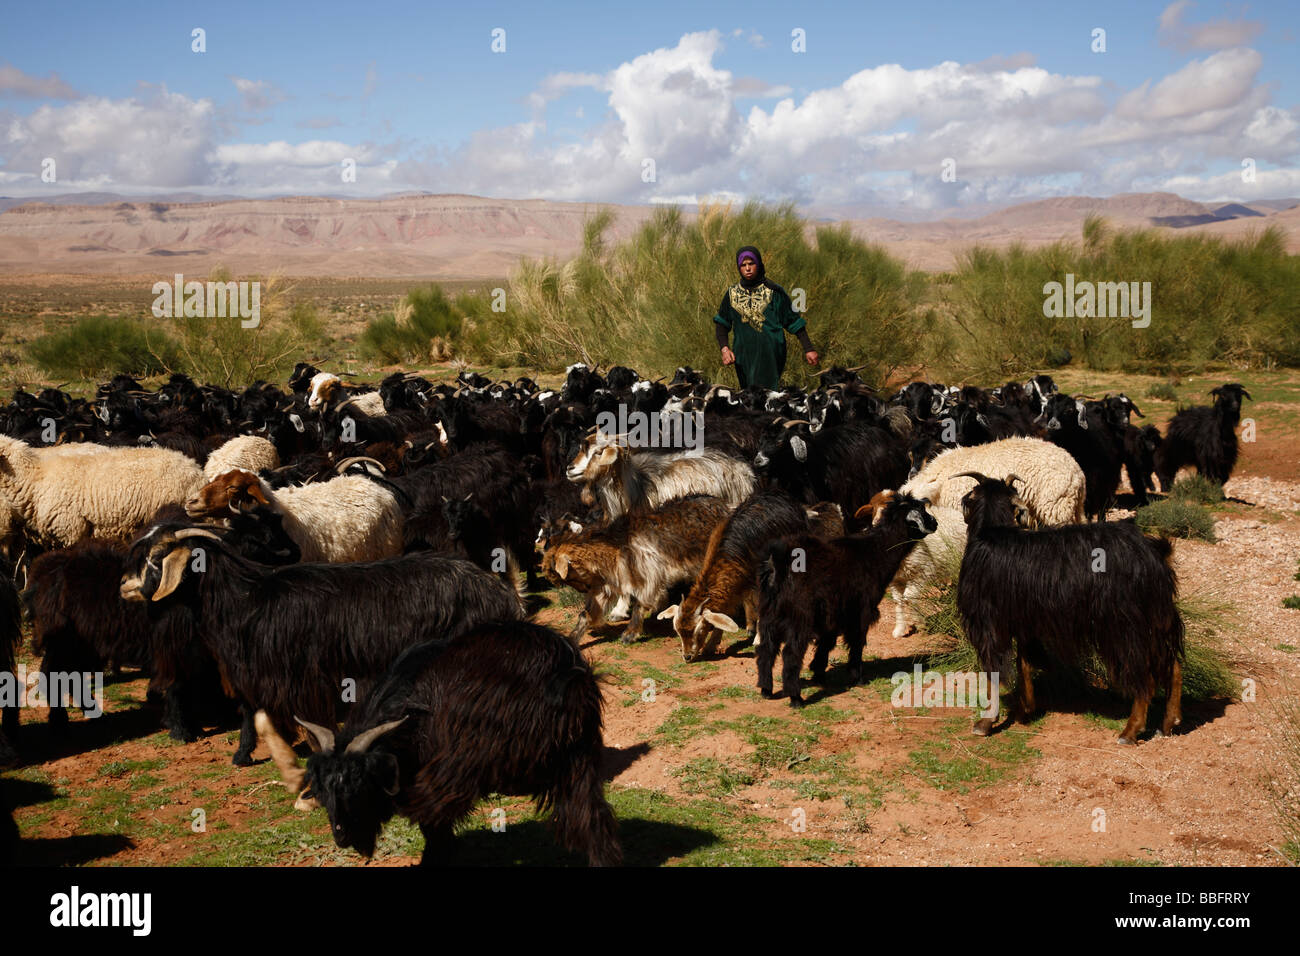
[1283,596,1300,610]
[1168,474,1225,504]
[1146,382,1178,401]
[27,315,183,380]
[1134,499,1217,541]
[359,284,463,364]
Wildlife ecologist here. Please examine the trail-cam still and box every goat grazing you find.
[299,620,621,866]
[657,493,844,661]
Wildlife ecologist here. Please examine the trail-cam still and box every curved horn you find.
[172,528,223,542]
[846,364,869,373]
[783,419,810,428]
[949,471,989,483]
[295,715,336,754]
[345,716,409,755]
[334,456,385,474]
[1004,472,1023,486]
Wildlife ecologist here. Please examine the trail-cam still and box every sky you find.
[0,0,1297,212]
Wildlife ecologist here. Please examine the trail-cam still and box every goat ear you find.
[1075,400,1088,429]
[554,553,570,579]
[152,545,191,602]
[656,604,680,621]
[853,503,874,522]
[790,435,808,462]
[596,444,620,466]
[702,610,741,633]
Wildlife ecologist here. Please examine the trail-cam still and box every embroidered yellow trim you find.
[728,283,773,331]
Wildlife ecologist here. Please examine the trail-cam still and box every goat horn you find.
[295,715,336,755]
[783,419,810,428]
[949,471,989,482]
[334,456,385,474]
[172,528,223,542]
[1004,473,1023,486]
[345,716,409,755]
[846,364,868,373]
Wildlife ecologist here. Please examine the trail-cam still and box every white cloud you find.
[1158,1,1263,51]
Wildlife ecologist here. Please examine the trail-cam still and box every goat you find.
[657,493,844,661]
[542,494,732,643]
[298,620,621,866]
[566,436,754,520]
[1037,393,1122,520]
[1155,383,1251,489]
[954,472,1184,743]
[751,491,937,706]
[118,525,523,795]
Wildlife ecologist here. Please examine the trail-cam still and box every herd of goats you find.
[0,359,1254,865]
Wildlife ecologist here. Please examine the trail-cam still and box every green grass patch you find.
[27,315,183,380]
[1168,474,1225,505]
[1283,596,1300,610]
[95,758,166,781]
[907,719,1041,794]
[1146,382,1179,401]
[672,757,756,796]
[1135,499,1217,541]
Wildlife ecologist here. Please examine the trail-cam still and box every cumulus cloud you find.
[1158,1,1263,51]
[0,63,79,99]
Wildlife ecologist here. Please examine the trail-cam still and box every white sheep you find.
[203,435,280,482]
[187,468,403,563]
[0,435,204,548]
[901,437,1085,526]
[857,499,967,639]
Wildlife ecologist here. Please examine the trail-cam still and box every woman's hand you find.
[804,350,820,366]
[721,346,736,366]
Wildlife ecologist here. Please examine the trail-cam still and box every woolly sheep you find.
[900,437,1085,527]
[202,435,280,482]
[0,435,204,549]
[187,468,403,563]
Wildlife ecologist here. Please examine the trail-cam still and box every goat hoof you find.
[232,752,254,767]
[759,689,777,699]
[788,696,806,709]
[972,718,994,736]
[1115,735,1136,746]
[619,633,639,645]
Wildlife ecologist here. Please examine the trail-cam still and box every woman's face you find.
[739,259,758,280]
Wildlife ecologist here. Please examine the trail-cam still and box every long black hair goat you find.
[755,491,936,706]
[955,472,1184,744]
[299,620,621,866]
[119,524,523,793]
[1155,383,1251,489]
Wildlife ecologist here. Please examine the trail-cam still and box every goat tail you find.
[758,538,794,597]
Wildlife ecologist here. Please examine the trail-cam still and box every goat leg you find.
[807,631,833,685]
[1011,647,1036,722]
[1159,657,1183,737]
[619,599,643,644]
[843,626,867,684]
[1117,692,1151,745]
[232,701,257,766]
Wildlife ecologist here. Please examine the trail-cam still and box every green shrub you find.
[1146,382,1178,401]
[359,284,476,365]
[165,273,326,388]
[1134,499,1217,541]
[1168,474,1225,504]
[493,201,931,387]
[1283,596,1300,610]
[940,216,1300,377]
[27,315,183,380]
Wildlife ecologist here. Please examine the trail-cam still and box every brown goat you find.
[658,494,844,661]
[542,494,732,643]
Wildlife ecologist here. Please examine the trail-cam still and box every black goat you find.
[756,491,936,706]
[955,472,1184,743]
[299,620,621,866]
[1039,393,1121,520]
[753,418,909,530]
[118,524,523,793]
[1155,383,1251,489]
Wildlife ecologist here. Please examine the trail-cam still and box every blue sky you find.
[1,0,1297,209]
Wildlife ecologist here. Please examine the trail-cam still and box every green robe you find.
[713,281,807,389]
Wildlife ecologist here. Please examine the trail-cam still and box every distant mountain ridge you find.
[1,190,1295,277]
